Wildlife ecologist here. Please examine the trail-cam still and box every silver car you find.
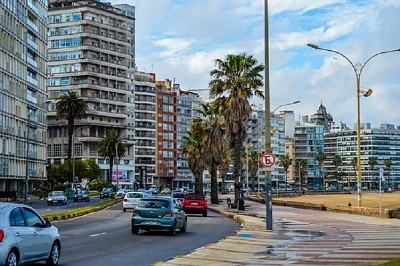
[47,191,67,206]
[0,203,61,266]
[123,192,146,212]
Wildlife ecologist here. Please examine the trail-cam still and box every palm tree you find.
[279,154,292,194]
[180,121,207,194]
[384,158,392,190]
[248,150,260,192]
[368,157,378,190]
[332,155,342,188]
[197,102,226,204]
[316,152,326,191]
[295,159,307,193]
[351,157,357,188]
[97,129,126,182]
[56,91,87,160]
[209,53,264,207]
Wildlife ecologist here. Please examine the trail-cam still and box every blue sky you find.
[108,0,400,127]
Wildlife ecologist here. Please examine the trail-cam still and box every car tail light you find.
[0,229,4,242]
[165,211,173,217]
[132,209,139,216]
[123,198,127,202]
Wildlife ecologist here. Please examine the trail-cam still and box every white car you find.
[123,192,146,212]
[0,203,61,266]
[47,191,67,206]
[116,189,127,197]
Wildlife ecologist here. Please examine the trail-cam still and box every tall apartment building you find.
[47,0,136,185]
[155,79,177,188]
[294,118,324,188]
[133,71,156,189]
[0,0,48,192]
[324,125,400,189]
[175,88,200,189]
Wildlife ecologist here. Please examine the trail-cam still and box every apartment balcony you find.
[27,38,38,50]
[27,75,38,86]
[27,18,38,32]
[27,57,37,68]
[28,0,39,15]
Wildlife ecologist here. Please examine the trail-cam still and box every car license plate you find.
[144,221,157,225]
[191,202,198,205]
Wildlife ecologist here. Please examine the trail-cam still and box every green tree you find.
[332,155,342,188]
[384,158,392,189]
[295,159,307,192]
[368,157,378,189]
[83,158,103,181]
[209,53,264,207]
[197,102,227,204]
[97,129,127,182]
[280,154,292,194]
[88,178,112,191]
[56,91,87,160]
[180,122,207,194]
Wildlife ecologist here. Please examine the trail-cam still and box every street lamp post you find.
[307,43,400,207]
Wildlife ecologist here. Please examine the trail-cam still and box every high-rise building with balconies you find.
[0,0,48,193]
[47,0,136,185]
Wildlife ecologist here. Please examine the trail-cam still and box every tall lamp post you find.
[24,109,33,202]
[307,43,400,207]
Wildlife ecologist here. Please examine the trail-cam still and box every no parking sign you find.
[260,153,276,168]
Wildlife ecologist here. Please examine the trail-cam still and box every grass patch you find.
[43,198,121,221]
[378,259,400,266]
[277,192,400,209]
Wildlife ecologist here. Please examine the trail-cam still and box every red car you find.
[180,193,207,217]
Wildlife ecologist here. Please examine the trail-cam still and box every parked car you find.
[73,189,90,202]
[137,189,153,196]
[116,189,127,197]
[131,196,187,235]
[0,203,61,266]
[149,185,159,194]
[100,188,115,199]
[47,191,67,206]
[180,193,208,217]
[123,191,146,212]
[326,186,337,191]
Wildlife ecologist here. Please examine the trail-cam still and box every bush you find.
[88,178,112,191]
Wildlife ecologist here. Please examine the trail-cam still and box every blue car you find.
[131,196,187,235]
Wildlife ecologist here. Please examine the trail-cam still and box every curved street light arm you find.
[359,49,400,77]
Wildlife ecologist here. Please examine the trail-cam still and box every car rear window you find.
[127,193,143,199]
[138,199,169,208]
[184,193,204,200]
[172,193,184,198]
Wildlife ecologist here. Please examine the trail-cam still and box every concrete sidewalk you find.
[159,195,400,266]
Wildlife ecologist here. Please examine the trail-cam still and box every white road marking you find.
[90,232,107,237]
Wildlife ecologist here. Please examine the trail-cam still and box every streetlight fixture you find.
[307,43,400,207]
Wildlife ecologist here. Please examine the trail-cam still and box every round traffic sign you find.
[260,153,276,168]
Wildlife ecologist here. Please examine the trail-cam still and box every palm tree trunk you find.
[232,141,242,208]
[108,157,114,182]
[195,172,203,194]
[210,162,219,204]
[67,120,74,160]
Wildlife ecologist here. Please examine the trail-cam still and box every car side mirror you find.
[45,220,52,228]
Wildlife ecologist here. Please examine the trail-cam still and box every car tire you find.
[5,249,18,266]
[123,208,126,212]
[180,219,187,233]
[131,226,139,235]
[169,222,176,236]
[202,210,207,217]
[46,242,60,266]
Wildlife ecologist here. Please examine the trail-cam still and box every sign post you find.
[260,153,276,168]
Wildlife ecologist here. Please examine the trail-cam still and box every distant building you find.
[310,103,334,132]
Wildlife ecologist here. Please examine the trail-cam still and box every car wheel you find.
[169,222,176,236]
[123,208,126,212]
[46,242,60,266]
[5,249,18,266]
[180,218,187,233]
[202,210,207,217]
[131,226,139,235]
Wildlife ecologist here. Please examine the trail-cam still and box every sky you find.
[107,0,400,128]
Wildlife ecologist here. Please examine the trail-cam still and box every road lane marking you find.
[90,232,107,237]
